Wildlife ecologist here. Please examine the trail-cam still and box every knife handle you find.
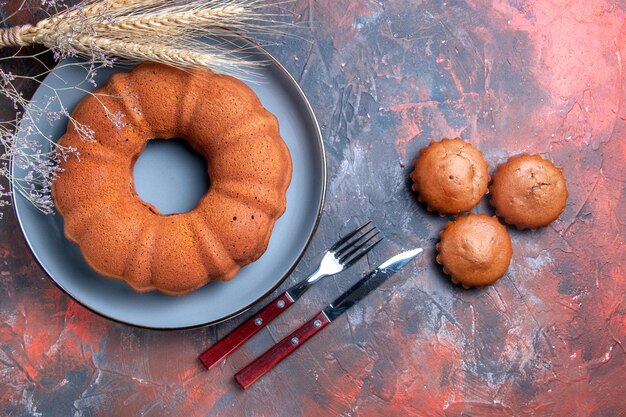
[235,311,331,389]
[199,291,295,370]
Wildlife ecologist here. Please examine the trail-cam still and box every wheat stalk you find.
[1,0,145,46]
[0,0,286,74]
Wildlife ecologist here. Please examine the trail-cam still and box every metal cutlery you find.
[234,247,423,389]
[199,221,383,370]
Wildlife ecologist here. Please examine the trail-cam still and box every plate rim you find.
[10,42,327,331]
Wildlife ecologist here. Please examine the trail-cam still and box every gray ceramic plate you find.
[12,39,326,329]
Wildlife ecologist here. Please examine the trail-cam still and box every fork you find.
[199,221,383,370]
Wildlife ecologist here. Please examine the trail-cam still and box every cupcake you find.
[436,213,512,288]
[410,138,489,215]
[490,154,568,229]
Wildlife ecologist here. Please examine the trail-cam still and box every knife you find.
[234,247,423,389]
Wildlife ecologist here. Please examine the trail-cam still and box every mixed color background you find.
[1,0,625,415]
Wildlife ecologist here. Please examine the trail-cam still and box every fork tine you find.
[339,232,381,264]
[330,221,373,252]
[334,225,377,259]
[342,237,384,269]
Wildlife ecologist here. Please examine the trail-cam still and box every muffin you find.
[410,138,489,215]
[436,214,512,288]
[489,154,567,229]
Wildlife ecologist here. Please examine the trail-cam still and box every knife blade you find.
[234,247,423,389]
[323,247,423,321]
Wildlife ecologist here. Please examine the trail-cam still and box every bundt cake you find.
[52,63,292,295]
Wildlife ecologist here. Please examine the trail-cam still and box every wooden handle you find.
[198,292,295,370]
[234,311,331,389]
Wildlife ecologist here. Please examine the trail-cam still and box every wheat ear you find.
[92,6,246,33]
[57,34,254,70]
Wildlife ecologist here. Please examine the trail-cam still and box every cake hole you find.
[133,138,210,215]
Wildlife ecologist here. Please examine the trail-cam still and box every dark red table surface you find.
[1,1,625,416]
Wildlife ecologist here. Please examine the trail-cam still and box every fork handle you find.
[234,311,331,389]
[198,291,295,370]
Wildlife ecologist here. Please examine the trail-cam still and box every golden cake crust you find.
[410,138,489,215]
[51,63,292,295]
[435,214,512,288]
[489,154,567,229]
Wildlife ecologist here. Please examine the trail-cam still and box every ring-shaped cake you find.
[52,63,292,295]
